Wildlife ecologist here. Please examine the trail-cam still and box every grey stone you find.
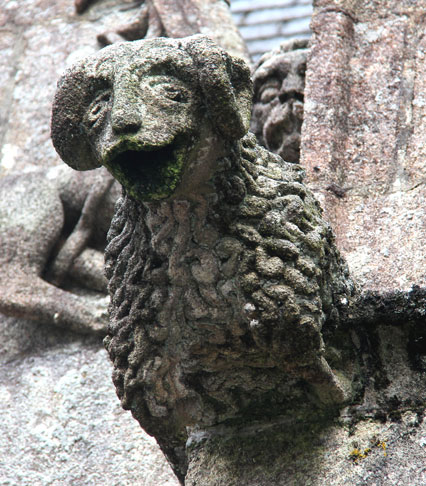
[185,301,426,484]
[0,1,181,483]
[95,0,251,64]
[0,0,145,174]
[51,35,354,482]
[185,410,426,485]
[0,325,179,486]
[4,0,424,484]
[0,30,22,154]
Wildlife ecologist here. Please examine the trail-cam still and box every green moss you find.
[105,142,187,202]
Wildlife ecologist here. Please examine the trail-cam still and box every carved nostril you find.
[111,107,141,134]
[279,91,304,104]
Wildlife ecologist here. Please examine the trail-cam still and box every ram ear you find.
[183,35,252,141]
[51,61,102,171]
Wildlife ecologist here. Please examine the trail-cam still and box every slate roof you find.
[230,0,313,61]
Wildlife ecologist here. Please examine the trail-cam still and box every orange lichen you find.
[376,440,387,457]
[349,447,371,462]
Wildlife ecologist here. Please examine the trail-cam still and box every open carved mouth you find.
[106,143,184,201]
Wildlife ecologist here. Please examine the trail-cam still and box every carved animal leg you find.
[0,271,108,335]
[69,248,108,293]
[47,175,115,287]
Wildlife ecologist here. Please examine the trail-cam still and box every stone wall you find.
[302,0,426,292]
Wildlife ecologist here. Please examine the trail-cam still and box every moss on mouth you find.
[105,144,185,201]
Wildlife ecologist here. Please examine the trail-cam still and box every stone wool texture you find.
[104,133,352,475]
[51,35,354,481]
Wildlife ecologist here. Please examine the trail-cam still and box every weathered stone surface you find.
[185,411,426,485]
[302,0,426,292]
[146,0,250,62]
[0,165,120,333]
[4,0,425,484]
[93,0,251,65]
[0,0,146,173]
[51,35,354,483]
[0,317,179,486]
[185,306,426,485]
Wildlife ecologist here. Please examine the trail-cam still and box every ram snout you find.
[104,142,185,201]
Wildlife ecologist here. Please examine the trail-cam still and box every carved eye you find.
[145,75,191,105]
[149,80,189,103]
[259,82,280,104]
[162,85,188,102]
[85,90,111,129]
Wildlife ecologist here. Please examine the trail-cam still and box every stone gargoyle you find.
[251,38,309,163]
[0,164,119,334]
[51,35,355,481]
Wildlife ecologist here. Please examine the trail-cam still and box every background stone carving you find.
[251,38,309,163]
[3,0,425,484]
[93,0,251,64]
[50,30,426,485]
